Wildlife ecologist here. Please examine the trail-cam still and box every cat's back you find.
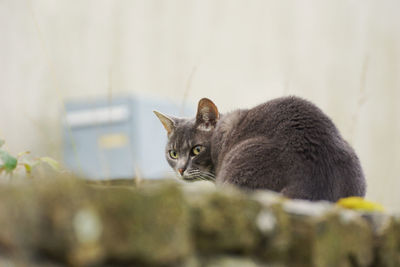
[217,96,341,145]
[248,96,339,138]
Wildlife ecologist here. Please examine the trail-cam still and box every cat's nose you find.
[178,168,185,176]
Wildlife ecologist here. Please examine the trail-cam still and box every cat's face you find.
[154,98,219,182]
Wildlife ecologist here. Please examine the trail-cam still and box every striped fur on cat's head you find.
[154,98,219,182]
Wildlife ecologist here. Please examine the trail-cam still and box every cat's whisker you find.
[203,172,216,178]
[187,170,216,181]
[197,170,216,179]
[199,174,213,180]
[183,169,215,182]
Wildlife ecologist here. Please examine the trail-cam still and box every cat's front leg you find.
[215,137,288,191]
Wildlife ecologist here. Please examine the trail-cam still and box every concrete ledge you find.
[0,177,398,266]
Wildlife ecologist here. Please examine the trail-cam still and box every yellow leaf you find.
[18,151,31,158]
[337,197,384,212]
[24,163,32,174]
[39,157,62,171]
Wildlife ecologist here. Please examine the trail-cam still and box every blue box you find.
[63,95,192,180]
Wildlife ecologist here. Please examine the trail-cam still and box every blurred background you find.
[0,1,399,210]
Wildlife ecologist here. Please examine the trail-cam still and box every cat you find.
[154,96,366,201]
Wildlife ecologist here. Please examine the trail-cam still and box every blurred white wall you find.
[0,0,399,210]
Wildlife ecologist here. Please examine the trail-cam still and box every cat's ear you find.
[195,98,219,130]
[153,111,176,135]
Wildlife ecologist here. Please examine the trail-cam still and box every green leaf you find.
[0,139,4,147]
[0,149,18,173]
[39,157,61,171]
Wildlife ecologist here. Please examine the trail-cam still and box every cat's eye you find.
[192,145,204,156]
[169,150,179,159]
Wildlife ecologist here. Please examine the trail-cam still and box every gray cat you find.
[154,96,366,201]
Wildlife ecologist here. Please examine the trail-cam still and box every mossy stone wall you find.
[0,178,398,267]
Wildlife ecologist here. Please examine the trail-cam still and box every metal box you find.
[63,95,191,180]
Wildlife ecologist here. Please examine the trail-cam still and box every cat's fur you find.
[154,96,366,201]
